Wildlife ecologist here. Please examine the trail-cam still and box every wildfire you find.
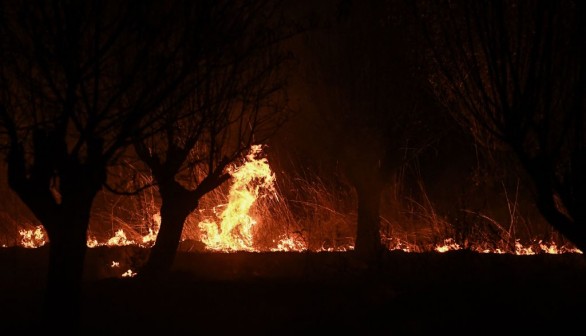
[199,145,277,251]
[6,146,584,256]
[10,223,584,255]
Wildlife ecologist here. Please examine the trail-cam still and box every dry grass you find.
[0,155,579,253]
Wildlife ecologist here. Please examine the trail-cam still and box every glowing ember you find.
[19,226,47,248]
[199,145,276,251]
[111,261,120,268]
[121,269,137,277]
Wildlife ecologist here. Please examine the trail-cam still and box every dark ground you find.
[1,246,585,335]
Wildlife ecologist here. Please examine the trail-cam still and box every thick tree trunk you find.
[6,142,102,333]
[354,183,384,266]
[139,187,195,277]
[521,154,586,253]
[139,202,191,277]
[43,207,90,333]
[536,191,586,253]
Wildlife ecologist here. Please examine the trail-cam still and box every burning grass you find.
[1,145,582,257]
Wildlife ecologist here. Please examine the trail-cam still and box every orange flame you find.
[199,145,276,251]
[19,226,46,248]
[4,145,583,256]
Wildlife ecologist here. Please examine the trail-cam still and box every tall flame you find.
[198,145,275,251]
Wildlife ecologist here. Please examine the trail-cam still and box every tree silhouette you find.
[418,0,586,252]
[297,0,436,265]
[0,0,204,331]
[132,0,291,277]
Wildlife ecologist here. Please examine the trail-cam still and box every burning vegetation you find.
[6,145,582,260]
[2,1,585,334]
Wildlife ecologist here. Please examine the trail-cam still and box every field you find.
[1,246,585,335]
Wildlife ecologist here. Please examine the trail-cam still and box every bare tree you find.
[129,0,291,277]
[0,0,203,331]
[296,0,437,265]
[417,0,586,252]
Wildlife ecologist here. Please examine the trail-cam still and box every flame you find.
[13,220,583,255]
[19,226,46,248]
[87,236,99,248]
[107,229,135,246]
[3,145,584,256]
[142,213,161,245]
[270,235,307,252]
[434,238,461,253]
[198,145,276,251]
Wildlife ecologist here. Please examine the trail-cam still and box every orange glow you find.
[270,235,307,252]
[19,226,46,248]
[434,238,461,253]
[199,145,276,251]
[7,222,584,255]
[107,229,135,246]
[3,146,583,256]
[141,213,161,246]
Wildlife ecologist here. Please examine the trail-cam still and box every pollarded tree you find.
[0,0,204,331]
[417,0,586,252]
[131,0,291,277]
[295,0,438,265]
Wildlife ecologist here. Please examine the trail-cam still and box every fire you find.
[3,145,584,256]
[107,229,135,246]
[142,213,161,245]
[87,236,100,248]
[434,238,461,253]
[8,223,585,255]
[19,226,46,248]
[199,145,276,251]
[270,235,307,252]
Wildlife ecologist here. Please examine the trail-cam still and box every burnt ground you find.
[1,246,586,335]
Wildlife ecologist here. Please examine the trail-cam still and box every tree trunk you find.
[354,183,384,267]
[535,190,586,253]
[139,187,195,277]
[6,142,102,333]
[522,155,586,253]
[43,207,90,333]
